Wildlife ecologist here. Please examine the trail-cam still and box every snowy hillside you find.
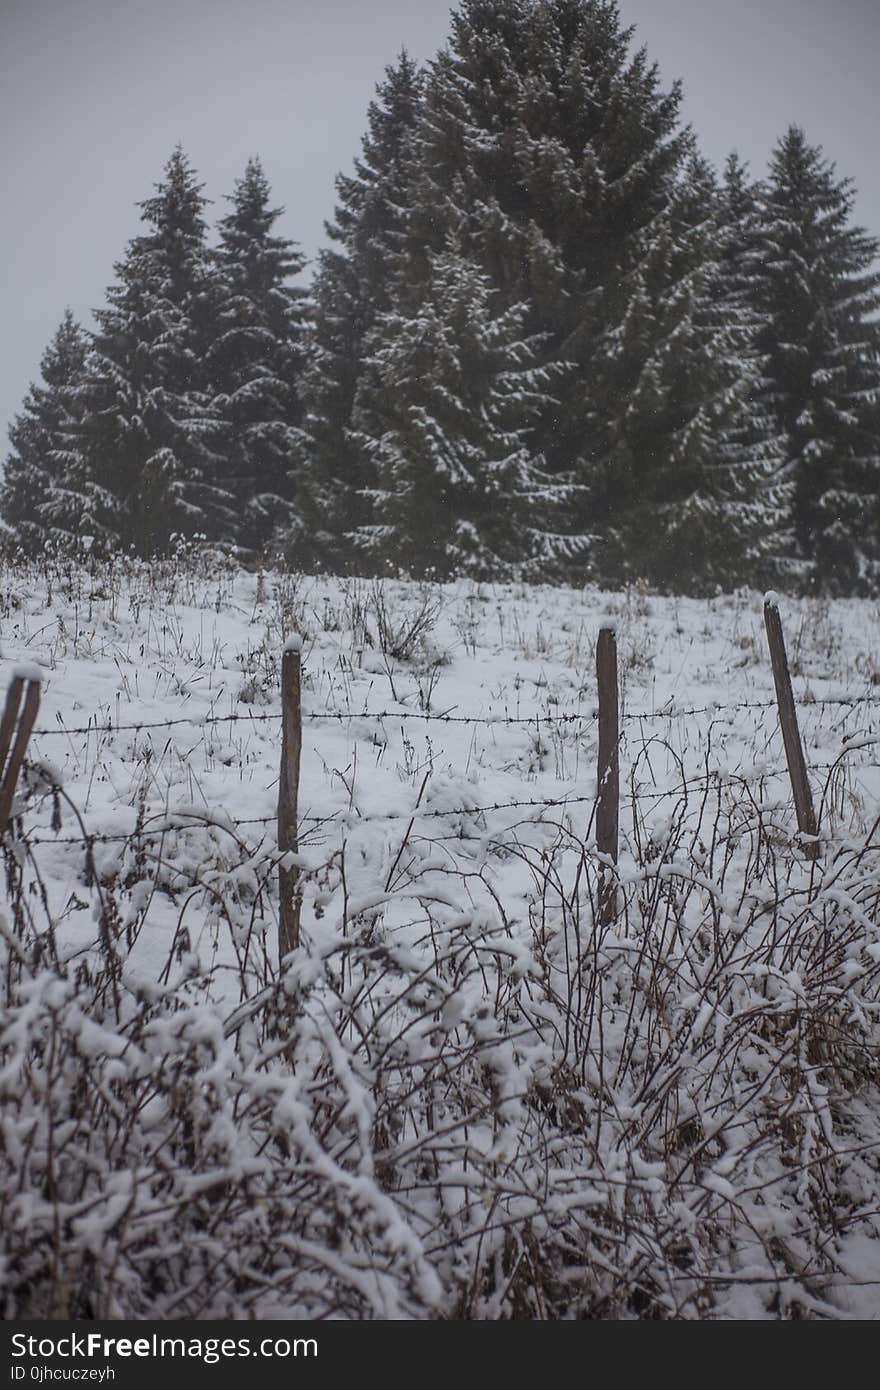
[3,549,880,1319]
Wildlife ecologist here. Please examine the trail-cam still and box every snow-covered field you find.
[3,549,880,1319]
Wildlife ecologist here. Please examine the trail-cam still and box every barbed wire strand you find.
[27,690,880,740]
[15,756,880,849]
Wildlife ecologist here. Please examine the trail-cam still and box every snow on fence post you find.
[596,623,619,923]
[763,593,819,861]
[0,667,42,833]
[278,635,303,961]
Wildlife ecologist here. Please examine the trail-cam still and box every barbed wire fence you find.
[5,597,880,964]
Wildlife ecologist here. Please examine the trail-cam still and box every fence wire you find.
[16,755,880,853]
[27,688,880,740]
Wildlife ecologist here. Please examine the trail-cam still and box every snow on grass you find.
[2,549,880,1318]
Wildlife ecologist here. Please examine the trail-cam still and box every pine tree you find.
[715,153,792,579]
[210,157,309,558]
[79,147,231,555]
[1,311,92,555]
[390,0,688,489]
[290,53,424,569]
[352,244,579,579]
[754,127,880,592]
[334,1,693,581]
[590,154,787,591]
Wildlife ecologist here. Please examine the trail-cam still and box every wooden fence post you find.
[278,635,303,962]
[596,623,619,923]
[763,593,819,860]
[0,669,42,833]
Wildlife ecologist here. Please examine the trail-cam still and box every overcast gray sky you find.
[2,0,878,450]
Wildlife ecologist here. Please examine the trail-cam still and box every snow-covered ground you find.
[10,560,880,905]
[3,551,880,1319]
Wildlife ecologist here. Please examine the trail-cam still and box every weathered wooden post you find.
[278,634,303,961]
[0,667,42,832]
[763,593,819,860]
[596,623,619,923]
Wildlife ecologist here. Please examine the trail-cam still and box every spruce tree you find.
[210,157,309,558]
[590,154,786,591]
[390,0,688,487]
[754,127,880,592]
[290,53,424,569]
[1,311,92,554]
[715,153,792,579]
[79,147,231,555]
[352,244,578,579]
[336,0,692,580]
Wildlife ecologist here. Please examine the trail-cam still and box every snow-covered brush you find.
[4,779,880,1319]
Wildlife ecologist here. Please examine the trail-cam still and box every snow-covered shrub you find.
[368,580,442,664]
[4,782,880,1319]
